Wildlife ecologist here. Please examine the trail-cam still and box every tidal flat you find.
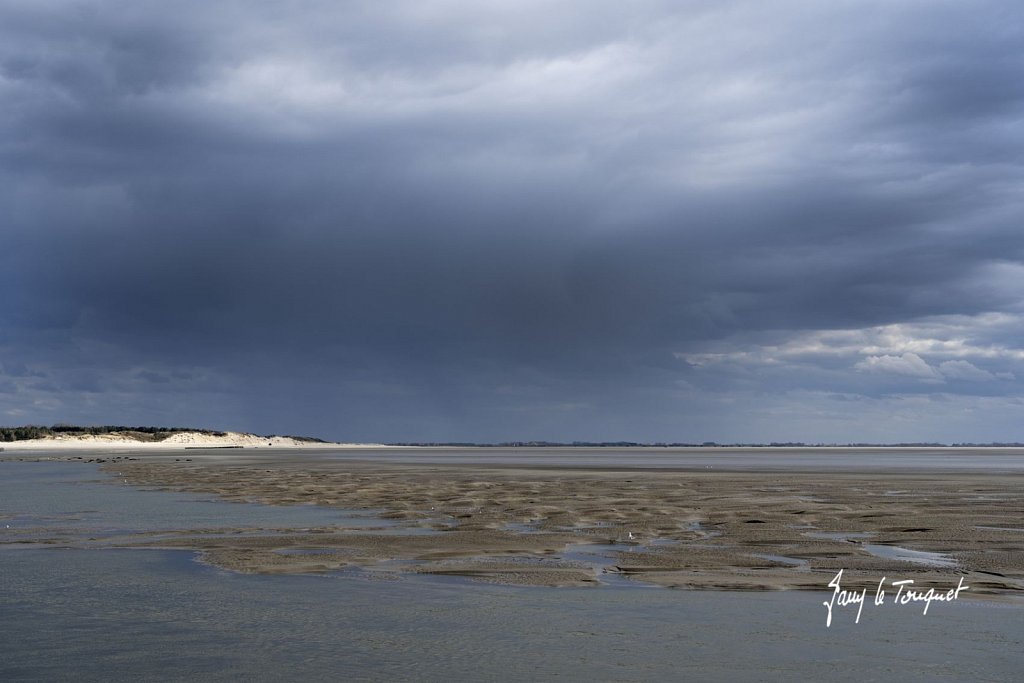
[120,450,1024,593]
[9,447,1021,594]
[2,449,1023,680]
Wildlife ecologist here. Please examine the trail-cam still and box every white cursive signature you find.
[823,569,969,627]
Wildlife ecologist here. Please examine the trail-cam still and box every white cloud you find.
[679,313,1024,368]
[937,360,997,382]
[854,352,942,380]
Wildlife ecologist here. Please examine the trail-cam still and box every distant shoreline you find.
[3,425,1022,450]
[391,441,1024,448]
[0,431,384,451]
[6,440,1024,453]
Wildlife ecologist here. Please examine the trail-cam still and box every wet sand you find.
[20,449,1001,595]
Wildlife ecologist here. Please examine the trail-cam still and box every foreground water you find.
[2,458,1022,681]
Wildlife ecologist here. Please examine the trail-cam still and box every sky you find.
[2,1,1024,443]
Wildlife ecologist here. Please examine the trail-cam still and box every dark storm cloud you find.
[3,1,1024,441]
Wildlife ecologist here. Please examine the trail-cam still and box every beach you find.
[0,430,380,450]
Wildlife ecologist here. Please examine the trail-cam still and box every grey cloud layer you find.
[2,1,1023,441]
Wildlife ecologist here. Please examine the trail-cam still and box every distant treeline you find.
[0,425,227,443]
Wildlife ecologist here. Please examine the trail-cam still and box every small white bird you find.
[627,531,637,541]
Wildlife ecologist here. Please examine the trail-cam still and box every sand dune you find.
[0,430,378,450]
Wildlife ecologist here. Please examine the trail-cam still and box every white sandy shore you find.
[0,431,383,451]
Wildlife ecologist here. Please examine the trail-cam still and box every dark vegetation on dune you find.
[0,425,328,443]
[0,425,227,442]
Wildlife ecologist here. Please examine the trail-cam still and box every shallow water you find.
[2,459,1022,681]
[752,552,810,567]
[804,531,876,541]
[0,461,393,540]
[861,543,958,568]
[3,547,1022,682]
